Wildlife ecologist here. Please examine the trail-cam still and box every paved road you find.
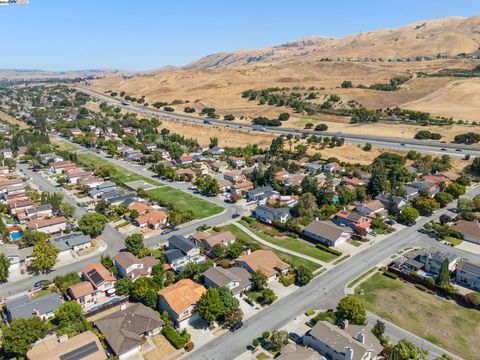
[76,86,480,159]
[185,185,480,360]
[233,222,331,269]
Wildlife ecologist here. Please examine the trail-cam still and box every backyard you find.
[239,220,338,263]
[220,224,321,273]
[355,273,480,360]
[146,187,223,219]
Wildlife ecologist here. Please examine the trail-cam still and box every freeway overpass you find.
[76,86,480,158]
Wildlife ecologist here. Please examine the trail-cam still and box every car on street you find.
[161,228,173,235]
[288,332,302,343]
[34,280,49,288]
[456,149,463,152]
[441,148,447,151]
[232,213,240,218]
[229,321,243,332]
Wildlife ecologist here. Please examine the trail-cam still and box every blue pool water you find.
[10,232,22,241]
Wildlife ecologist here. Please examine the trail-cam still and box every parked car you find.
[232,213,240,219]
[288,332,302,343]
[161,228,173,235]
[229,321,243,332]
[34,280,49,288]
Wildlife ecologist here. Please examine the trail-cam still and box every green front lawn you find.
[443,236,463,246]
[355,273,480,360]
[146,187,223,219]
[239,220,338,263]
[220,224,321,272]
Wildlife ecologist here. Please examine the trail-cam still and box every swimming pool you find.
[10,231,22,241]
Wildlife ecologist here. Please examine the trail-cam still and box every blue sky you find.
[1,0,479,71]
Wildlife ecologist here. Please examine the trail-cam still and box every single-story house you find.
[27,216,67,234]
[303,220,352,247]
[355,200,385,217]
[201,231,236,252]
[235,250,290,279]
[49,231,92,254]
[451,220,480,245]
[5,293,62,321]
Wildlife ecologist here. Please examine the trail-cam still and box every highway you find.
[75,86,480,159]
[184,185,480,360]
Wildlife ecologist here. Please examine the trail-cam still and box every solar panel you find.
[59,341,100,360]
[87,269,103,285]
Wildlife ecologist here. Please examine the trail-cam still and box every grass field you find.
[51,137,79,152]
[221,223,321,273]
[146,187,223,219]
[347,267,377,288]
[77,154,161,186]
[355,273,480,360]
[239,220,338,263]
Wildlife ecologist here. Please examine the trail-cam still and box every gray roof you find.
[94,303,164,356]
[164,249,186,263]
[6,293,62,320]
[256,205,290,217]
[308,321,381,360]
[403,185,419,196]
[26,204,52,215]
[303,220,351,242]
[0,244,19,257]
[277,343,323,360]
[50,231,91,251]
[203,266,252,294]
[168,235,198,254]
[97,181,116,190]
[418,247,459,264]
[248,186,274,197]
[457,260,480,276]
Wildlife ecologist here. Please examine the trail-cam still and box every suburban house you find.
[323,162,345,174]
[228,156,245,168]
[224,171,246,183]
[416,248,460,274]
[49,232,92,255]
[200,231,236,253]
[88,181,117,199]
[235,250,290,279]
[114,252,160,281]
[94,303,164,360]
[81,262,116,296]
[455,260,480,291]
[0,244,20,273]
[66,169,91,184]
[51,161,77,174]
[409,181,439,197]
[67,281,96,309]
[246,186,279,204]
[203,266,252,297]
[177,155,193,165]
[27,331,107,360]
[254,205,291,224]
[24,204,53,221]
[231,180,254,196]
[421,174,453,187]
[303,162,323,174]
[375,193,407,212]
[164,235,204,272]
[452,220,480,245]
[303,220,353,247]
[341,177,365,189]
[303,321,382,360]
[135,210,168,230]
[402,185,420,201]
[27,216,67,234]
[333,210,371,235]
[355,200,386,218]
[5,293,62,321]
[157,279,207,328]
[277,343,323,360]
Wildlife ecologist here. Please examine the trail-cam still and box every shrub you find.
[315,243,342,256]
[315,123,328,131]
[414,284,428,292]
[241,216,253,224]
[163,106,175,112]
[162,324,186,349]
[305,309,315,316]
[464,292,480,306]
[383,271,398,279]
[279,274,295,287]
[252,338,260,347]
[262,331,270,339]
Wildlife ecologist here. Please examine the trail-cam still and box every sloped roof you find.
[158,279,206,315]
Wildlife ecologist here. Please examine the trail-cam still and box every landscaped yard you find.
[355,273,480,360]
[239,220,338,263]
[51,137,79,151]
[220,224,321,272]
[146,187,223,219]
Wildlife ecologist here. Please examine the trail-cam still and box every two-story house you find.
[246,186,279,204]
[164,235,204,272]
[254,205,291,224]
[455,260,480,291]
[203,266,252,297]
[200,231,236,253]
[114,252,160,281]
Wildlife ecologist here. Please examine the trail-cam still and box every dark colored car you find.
[229,321,243,332]
[34,280,48,288]
[232,213,240,219]
[288,332,302,343]
[161,228,173,235]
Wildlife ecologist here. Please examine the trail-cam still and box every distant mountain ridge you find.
[0,68,135,81]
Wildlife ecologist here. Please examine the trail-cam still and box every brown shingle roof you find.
[236,250,290,277]
[452,220,480,241]
[68,281,95,299]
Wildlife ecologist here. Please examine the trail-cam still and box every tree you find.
[100,254,118,275]
[125,233,145,257]
[315,123,328,131]
[194,175,220,196]
[198,288,225,323]
[54,272,81,293]
[269,137,284,156]
[55,301,90,335]
[367,161,388,196]
[218,286,239,315]
[252,270,268,291]
[341,80,353,88]
[226,241,243,259]
[151,263,165,289]
[1,317,47,358]
[78,213,108,236]
[261,288,277,304]
[23,229,50,247]
[445,183,466,199]
[278,112,290,121]
[371,320,385,339]
[168,208,193,226]
[295,265,313,286]
[130,209,140,220]
[269,330,289,351]
[30,238,59,274]
[211,243,225,258]
[389,339,428,360]
[294,192,317,218]
[472,157,480,175]
[412,196,440,216]
[130,277,158,308]
[60,202,76,218]
[397,206,419,226]
[209,137,218,149]
[363,143,372,151]
[434,192,453,207]
[0,216,8,240]
[436,259,450,287]
[336,295,366,325]
[0,253,10,282]
[115,278,132,295]
[225,307,243,325]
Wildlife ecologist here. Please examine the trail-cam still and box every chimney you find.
[356,330,365,344]
[345,347,354,360]
[58,334,68,343]
[342,319,349,330]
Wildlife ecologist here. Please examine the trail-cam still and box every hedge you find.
[162,324,186,349]
[315,243,342,256]
[383,271,398,279]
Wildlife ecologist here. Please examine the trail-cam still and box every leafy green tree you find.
[211,243,226,258]
[23,229,50,246]
[78,213,108,236]
[397,206,419,226]
[472,157,480,175]
[125,233,145,257]
[367,161,388,196]
[0,216,8,240]
[278,112,290,121]
[363,143,372,151]
[100,254,118,275]
[55,301,90,335]
[446,183,466,199]
[198,288,225,323]
[151,263,165,289]
[389,339,428,360]
[252,270,268,291]
[336,295,366,325]
[180,261,211,280]
[194,175,220,196]
[30,238,59,274]
[371,320,385,339]
[269,330,289,351]
[130,277,158,308]
[0,253,10,282]
[167,208,193,226]
[115,278,132,295]
[218,286,239,315]
[434,192,453,207]
[209,137,218,149]
[436,259,450,287]
[293,192,317,218]
[412,197,440,216]
[60,202,76,218]
[261,288,277,304]
[53,272,81,293]
[269,137,284,156]
[226,241,243,259]
[1,317,47,358]
[295,265,313,286]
